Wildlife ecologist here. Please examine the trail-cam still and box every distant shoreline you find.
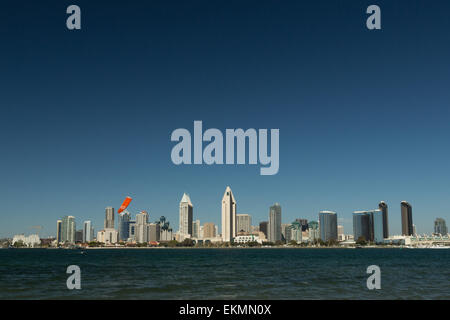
[3,246,448,250]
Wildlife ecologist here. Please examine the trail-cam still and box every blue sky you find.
[1,0,449,237]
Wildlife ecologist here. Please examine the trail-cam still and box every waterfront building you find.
[295,218,309,231]
[135,211,149,243]
[290,221,302,243]
[75,230,83,243]
[157,216,173,241]
[118,211,131,241]
[12,234,41,247]
[372,210,384,243]
[378,201,389,238]
[308,221,319,242]
[221,186,236,242]
[319,211,337,242]
[236,214,252,233]
[148,223,160,242]
[281,223,292,242]
[434,218,448,235]
[259,221,268,239]
[179,193,193,238]
[268,203,282,242]
[83,220,94,243]
[203,222,216,238]
[353,211,371,242]
[192,219,200,238]
[337,225,344,241]
[128,221,136,242]
[401,201,413,236]
[233,234,262,244]
[56,219,62,243]
[61,215,76,244]
[97,228,118,244]
[104,207,115,229]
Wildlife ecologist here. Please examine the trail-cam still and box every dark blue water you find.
[0,248,448,299]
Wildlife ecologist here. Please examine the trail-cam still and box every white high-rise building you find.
[179,193,193,238]
[83,220,94,243]
[135,211,149,243]
[61,215,76,244]
[221,186,236,242]
[104,207,115,229]
[236,214,252,233]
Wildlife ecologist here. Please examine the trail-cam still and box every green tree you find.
[356,236,367,246]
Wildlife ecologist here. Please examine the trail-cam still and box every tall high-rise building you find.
[221,186,236,242]
[203,222,216,238]
[378,201,389,238]
[75,230,83,243]
[290,221,302,243]
[353,210,384,243]
[192,219,200,238]
[56,220,62,243]
[434,218,448,235]
[337,225,344,241]
[179,193,193,237]
[118,211,131,241]
[268,203,282,242]
[353,211,371,242]
[319,211,337,242]
[308,221,319,242]
[236,214,252,233]
[281,223,292,242]
[259,221,268,239]
[83,220,94,243]
[105,207,115,229]
[61,216,76,244]
[401,201,413,236]
[135,210,149,243]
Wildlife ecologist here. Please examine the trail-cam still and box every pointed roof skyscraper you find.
[221,186,237,242]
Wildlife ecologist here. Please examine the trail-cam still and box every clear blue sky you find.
[1,0,449,238]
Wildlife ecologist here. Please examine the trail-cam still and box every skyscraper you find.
[378,201,389,238]
[434,218,448,235]
[236,214,252,233]
[192,219,200,238]
[179,193,193,237]
[268,203,282,242]
[401,201,413,236]
[281,223,292,242]
[259,221,268,239]
[203,222,216,238]
[118,211,131,241]
[353,211,371,242]
[61,216,76,244]
[83,220,94,243]
[135,210,149,243]
[371,210,384,243]
[105,207,115,229]
[319,211,337,242]
[56,219,62,243]
[221,186,236,242]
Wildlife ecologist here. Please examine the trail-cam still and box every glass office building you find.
[319,211,337,242]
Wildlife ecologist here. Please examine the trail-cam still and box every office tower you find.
[319,211,337,242]
[221,186,236,242]
[281,223,292,242]
[259,221,268,238]
[268,203,282,242]
[179,193,193,237]
[128,221,136,241]
[192,219,200,238]
[295,218,309,231]
[148,223,160,242]
[104,207,115,229]
[135,211,149,243]
[337,225,344,241]
[378,201,389,238]
[434,218,448,235]
[83,220,94,243]
[353,211,371,242]
[75,230,83,243]
[401,201,413,236]
[308,221,319,242]
[118,211,131,241]
[203,222,216,238]
[56,220,62,243]
[291,221,302,243]
[371,210,384,243]
[236,214,252,233]
[61,216,76,244]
